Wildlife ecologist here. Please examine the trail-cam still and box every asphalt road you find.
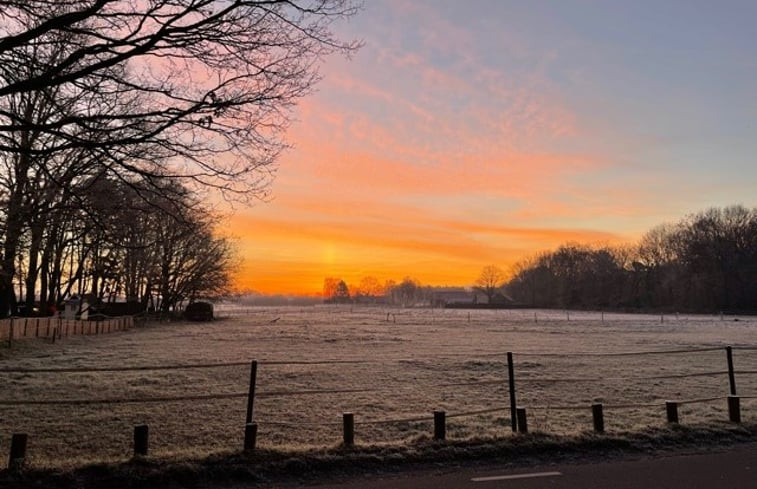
[279,444,757,489]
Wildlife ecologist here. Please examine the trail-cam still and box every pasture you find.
[1,306,756,467]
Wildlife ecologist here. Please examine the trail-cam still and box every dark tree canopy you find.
[0,1,360,316]
[0,0,360,200]
[506,205,757,313]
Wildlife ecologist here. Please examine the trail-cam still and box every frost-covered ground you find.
[1,306,756,466]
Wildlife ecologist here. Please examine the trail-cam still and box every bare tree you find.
[505,206,757,313]
[356,276,383,299]
[392,276,420,307]
[474,265,505,304]
[322,277,341,302]
[0,1,360,316]
[0,1,361,200]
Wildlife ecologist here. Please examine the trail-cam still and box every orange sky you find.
[227,1,757,295]
[229,95,632,294]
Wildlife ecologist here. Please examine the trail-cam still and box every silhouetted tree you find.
[322,277,341,302]
[0,1,360,198]
[0,1,359,316]
[506,206,757,313]
[333,280,351,303]
[474,265,505,304]
[391,277,420,307]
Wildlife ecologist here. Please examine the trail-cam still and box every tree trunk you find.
[24,220,44,313]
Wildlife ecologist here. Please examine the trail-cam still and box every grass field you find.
[1,306,756,468]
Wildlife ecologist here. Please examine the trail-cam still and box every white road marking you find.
[471,471,563,482]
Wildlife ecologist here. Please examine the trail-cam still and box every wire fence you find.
[2,347,755,412]
[2,343,757,465]
[0,315,134,346]
[0,345,740,374]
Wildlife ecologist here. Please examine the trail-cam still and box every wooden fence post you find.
[245,360,258,424]
[516,407,528,433]
[726,346,736,395]
[666,401,679,424]
[507,352,517,432]
[728,396,741,423]
[134,425,149,456]
[8,317,13,348]
[8,433,27,472]
[433,410,446,440]
[244,423,258,451]
[343,412,355,446]
[592,403,604,433]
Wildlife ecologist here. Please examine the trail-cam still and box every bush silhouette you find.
[185,302,214,321]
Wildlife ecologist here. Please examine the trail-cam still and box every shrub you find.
[184,301,214,321]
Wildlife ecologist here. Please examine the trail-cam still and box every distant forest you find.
[506,205,757,313]
[319,205,757,314]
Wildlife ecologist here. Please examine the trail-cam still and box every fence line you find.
[2,344,756,465]
[2,346,749,374]
[517,370,729,383]
[529,396,738,411]
[535,401,664,410]
[257,407,519,428]
[513,346,724,357]
[0,392,247,406]
[446,407,509,419]
[0,361,249,374]
[0,387,378,406]
[252,408,510,427]
[0,316,134,345]
[0,359,374,374]
[0,370,741,406]
[265,395,753,423]
[677,396,729,405]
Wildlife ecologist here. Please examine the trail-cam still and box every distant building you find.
[490,291,517,306]
[432,290,478,308]
[432,289,518,308]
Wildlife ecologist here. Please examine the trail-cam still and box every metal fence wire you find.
[1,346,755,428]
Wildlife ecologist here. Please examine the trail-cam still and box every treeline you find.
[0,171,234,316]
[506,205,757,313]
[323,276,458,307]
[0,2,358,318]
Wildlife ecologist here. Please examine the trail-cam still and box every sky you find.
[231,0,757,295]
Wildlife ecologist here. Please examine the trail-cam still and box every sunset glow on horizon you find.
[230,1,757,295]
